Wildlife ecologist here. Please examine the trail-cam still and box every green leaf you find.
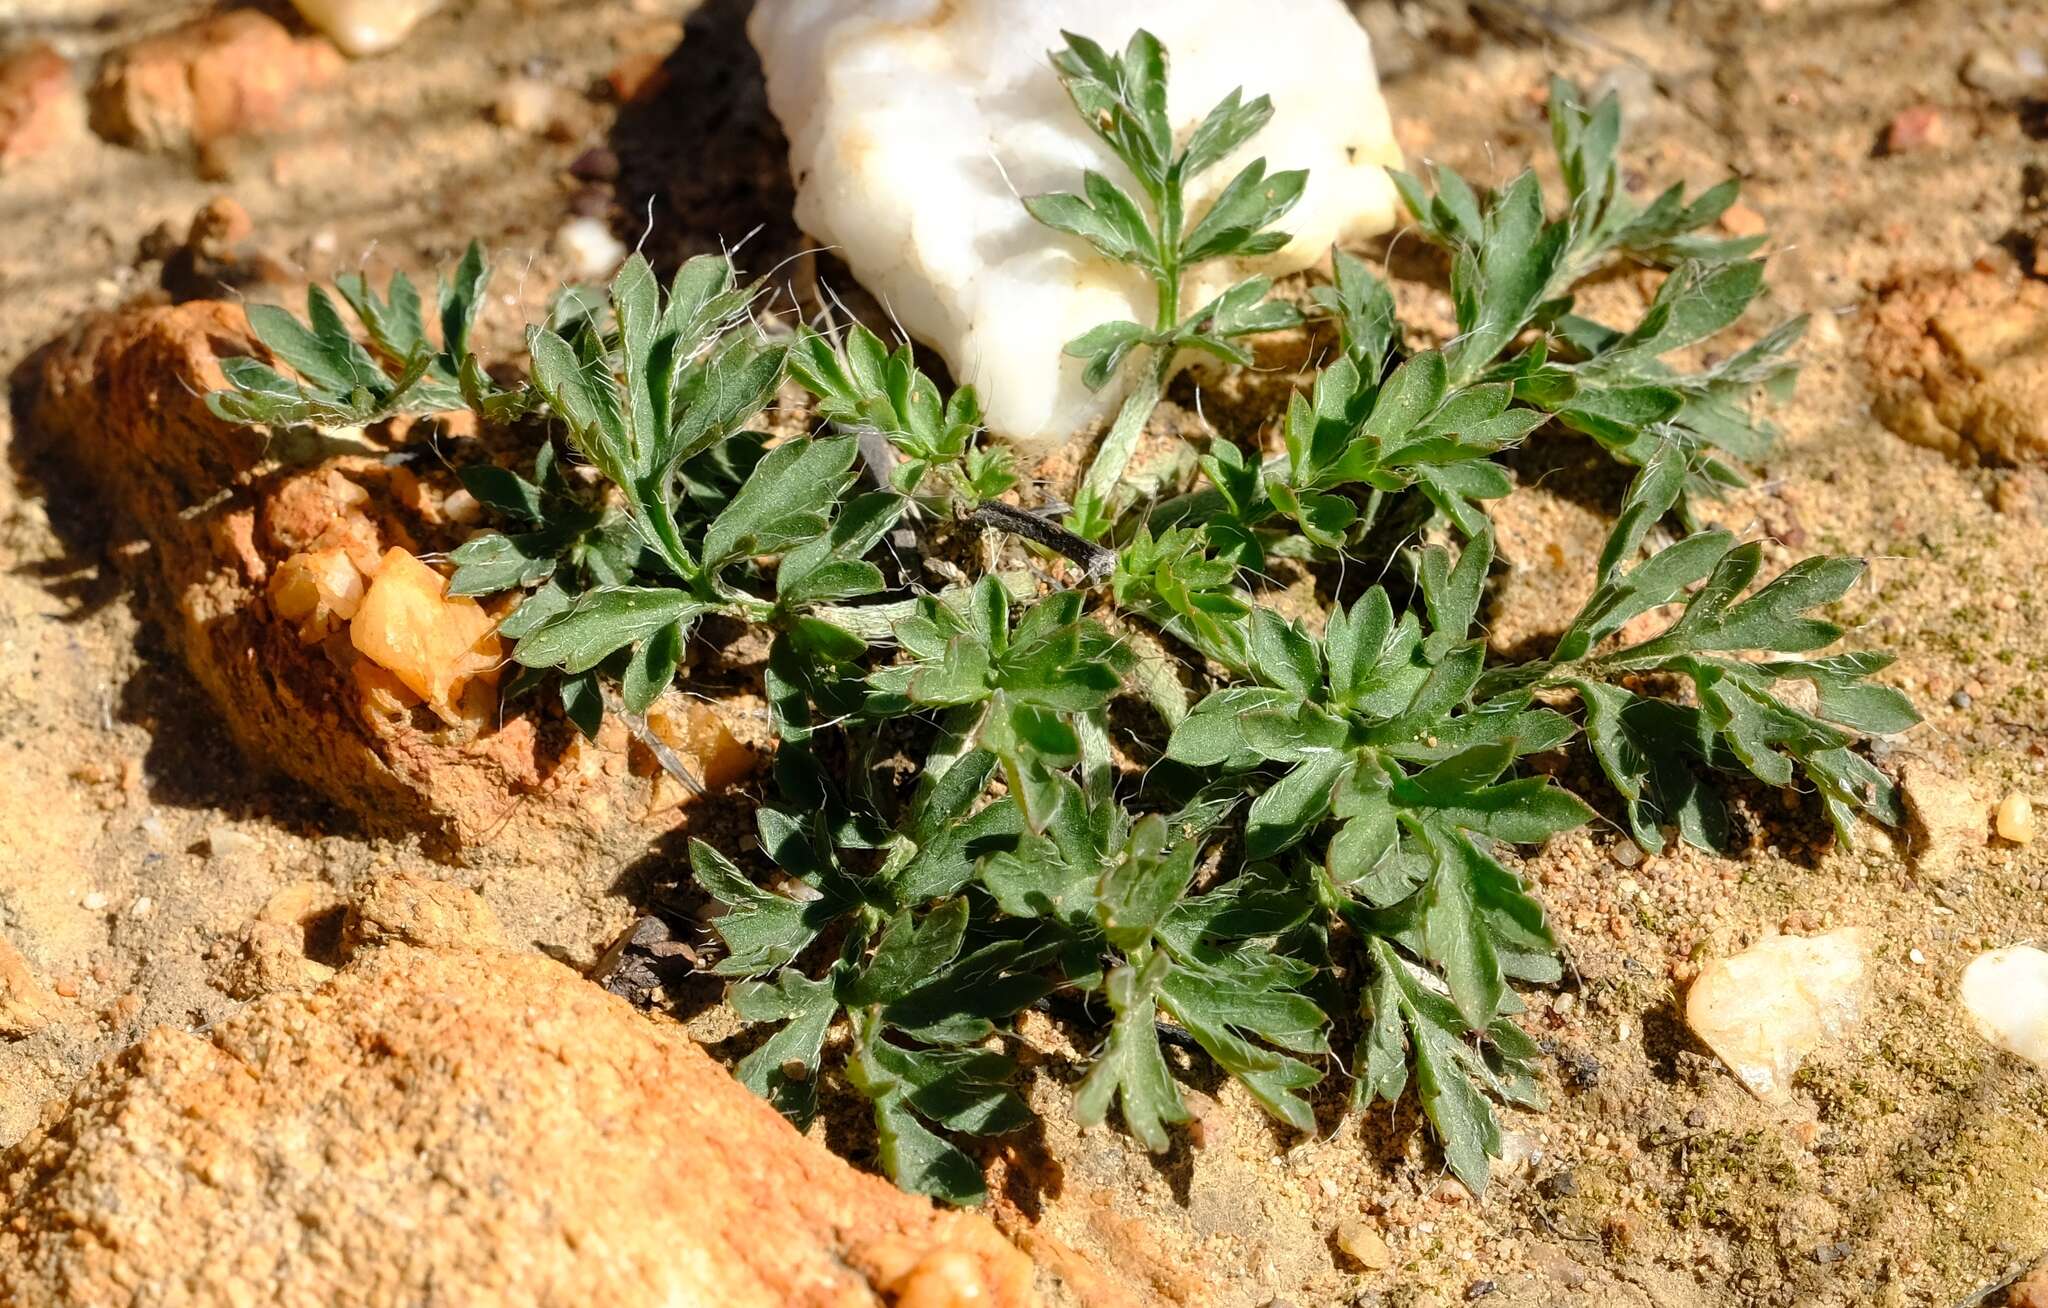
[844,899,971,1006]
[732,971,840,1126]
[1245,752,1350,857]
[620,620,683,714]
[1072,952,1186,1152]
[1097,815,1197,950]
[701,437,859,570]
[512,587,710,674]
[691,838,837,976]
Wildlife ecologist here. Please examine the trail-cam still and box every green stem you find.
[1071,177,1184,543]
[1071,356,1170,539]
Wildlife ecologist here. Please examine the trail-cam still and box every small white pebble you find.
[130,896,154,918]
[1909,947,1927,965]
[1996,793,2034,844]
[81,892,108,911]
[554,217,626,280]
[1554,993,1576,1014]
[491,77,569,135]
[1617,1020,1631,1041]
[440,487,483,526]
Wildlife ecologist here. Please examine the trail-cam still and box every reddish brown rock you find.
[0,934,63,1039]
[0,43,74,168]
[1865,268,2048,466]
[30,301,756,852]
[1881,103,1946,155]
[0,923,1059,1306]
[2011,1256,2048,1308]
[89,12,342,153]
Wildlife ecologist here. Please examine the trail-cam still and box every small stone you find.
[1335,1221,1393,1271]
[2008,1256,2048,1308]
[0,43,75,168]
[568,146,620,182]
[1882,104,1946,155]
[1960,47,2043,98]
[1959,945,2048,1075]
[0,934,62,1038]
[344,872,503,953]
[1908,947,1926,965]
[1685,1107,1708,1128]
[605,51,669,103]
[290,0,442,57]
[1949,689,1973,709]
[207,825,263,864]
[555,216,626,280]
[1493,1130,1542,1180]
[1685,928,1868,1100]
[91,12,343,153]
[1537,1169,1578,1199]
[1464,1282,1497,1301]
[129,896,154,918]
[81,891,108,911]
[1996,792,2035,844]
[490,78,571,137]
[1719,202,1767,238]
[1900,762,1986,877]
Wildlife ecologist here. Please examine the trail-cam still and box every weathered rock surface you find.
[0,934,63,1039]
[0,43,75,169]
[1685,928,1869,1100]
[90,12,343,153]
[31,301,757,852]
[1898,759,1986,877]
[1959,945,2048,1077]
[0,894,1060,1307]
[1865,268,2048,465]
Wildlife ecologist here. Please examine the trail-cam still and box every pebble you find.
[554,217,626,280]
[1719,202,1768,238]
[92,12,342,154]
[1334,1221,1393,1271]
[81,891,108,911]
[490,78,573,138]
[1950,689,1973,709]
[1996,793,2034,844]
[1899,762,1986,877]
[0,42,74,169]
[290,0,442,57]
[1882,104,1946,154]
[1959,945,2048,1075]
[568,146,620,182]
[1685,928,1868,1100]
[1960,46,2046,98]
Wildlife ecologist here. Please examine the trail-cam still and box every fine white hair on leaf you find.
[748,0,1404,460]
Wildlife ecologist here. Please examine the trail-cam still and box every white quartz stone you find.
[1685,928,1869,1101]
[749,0,1403,458]
[291,0,441,57]
[1960,945,2048,1076]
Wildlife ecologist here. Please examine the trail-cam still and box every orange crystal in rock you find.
[349,547,501,726]
[269,546,365,643]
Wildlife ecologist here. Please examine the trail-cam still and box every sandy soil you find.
[1,1,2044,1305]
